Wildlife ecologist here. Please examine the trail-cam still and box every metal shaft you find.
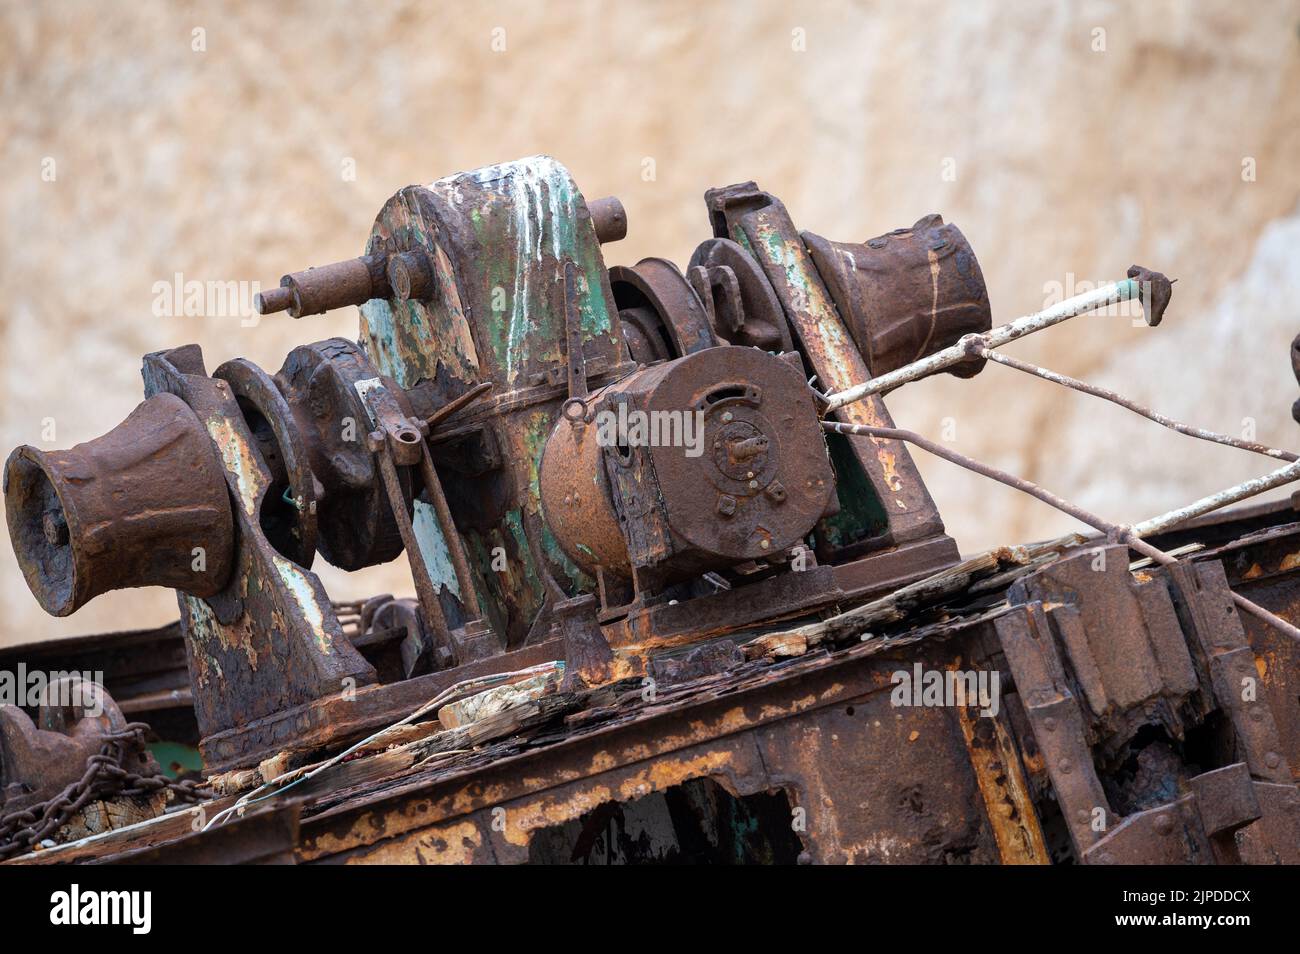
[373,445,457,661]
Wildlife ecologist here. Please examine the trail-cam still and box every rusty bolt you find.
[728,435,769,461]
[716,494,737,517]
[765,481,786,503]
[387,250,436,302]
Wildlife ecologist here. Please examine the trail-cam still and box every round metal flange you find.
[214,357,319,567]
[609,258,717,358]
[273,338,413,571]
[642,347,833,563]
[618,305,674,365]
[688,238,793,352]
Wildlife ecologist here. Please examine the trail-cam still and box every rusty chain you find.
[0,722,211,861]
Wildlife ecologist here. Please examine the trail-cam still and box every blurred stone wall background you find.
[1,0,1298,645]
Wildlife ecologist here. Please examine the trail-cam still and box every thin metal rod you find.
[416,440,483,619]
[374,447,456,658]
[426,381,493,431]
[823,421,1116,534]
[822,420,1300,643]
[823,278,1141,411]
[1130,459,1300,537]
[978,347,1297,463]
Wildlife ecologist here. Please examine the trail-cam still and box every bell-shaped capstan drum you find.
[4,392,235,616]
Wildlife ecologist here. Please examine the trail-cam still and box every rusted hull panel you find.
[296,626,1014,865]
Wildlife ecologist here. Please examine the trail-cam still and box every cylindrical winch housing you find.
[540,346,836,583]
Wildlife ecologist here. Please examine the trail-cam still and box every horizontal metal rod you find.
[822,420,1300,643]
[823,278,1141,411]
[978,347,1298,463]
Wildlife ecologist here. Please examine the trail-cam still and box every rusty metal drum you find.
[4,392,234,616]
[805,214,992,379]
[540,346,836,583]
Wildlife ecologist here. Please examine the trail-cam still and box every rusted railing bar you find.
[821,421,1300,643]
[1129,459,1300,537]
[978,346,1297,463]
[822,278,1142,411]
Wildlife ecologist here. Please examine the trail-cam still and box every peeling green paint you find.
[818,431,889,547]
[430,155,616,387]
[181,594,218,690]
[362,190,480,390]
[412,499,463,603]
[521,410,551,512]
[541,521,593,592]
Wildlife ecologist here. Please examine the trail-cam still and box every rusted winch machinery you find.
[5,156,995,771]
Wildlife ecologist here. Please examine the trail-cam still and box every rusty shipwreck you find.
[1,155,1298,865]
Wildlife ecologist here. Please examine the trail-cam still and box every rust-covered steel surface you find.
[7,502,1298,865]
[2,155,1298,865]
[804,214,992,381]
[541,346,835,585]
[4,393,235,617]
